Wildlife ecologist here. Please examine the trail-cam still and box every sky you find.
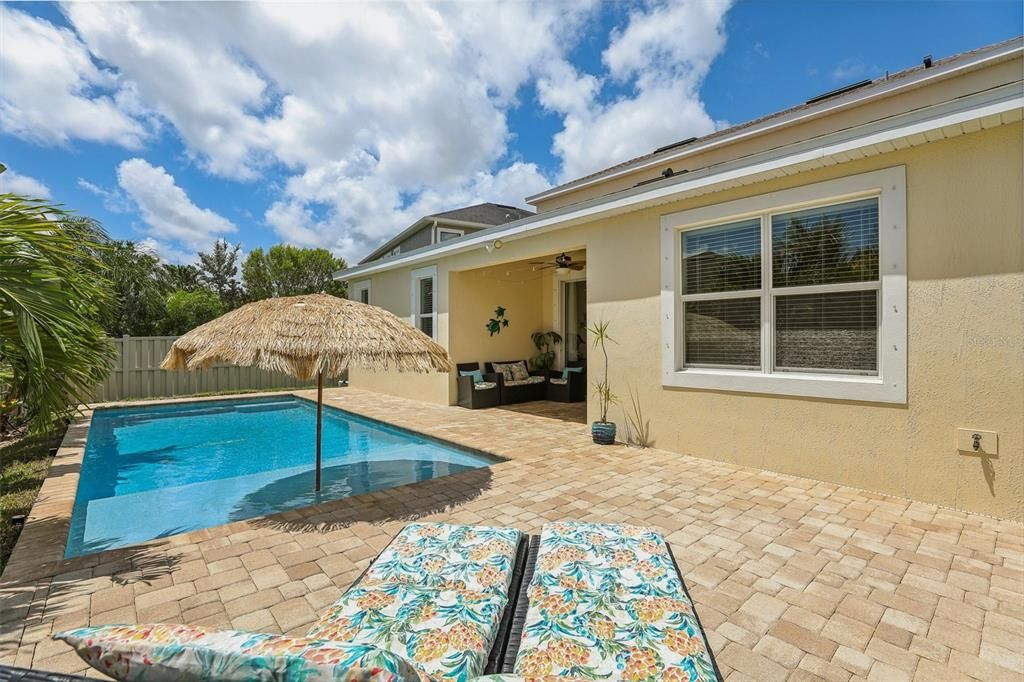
[1,1,1020,265]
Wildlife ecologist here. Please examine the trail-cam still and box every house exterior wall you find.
[348,122,1023,520]
[398,225,433,253]
[366,222,488,263]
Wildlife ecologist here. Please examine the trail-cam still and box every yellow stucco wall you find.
[349,122,1023,520]
[449,267,552,366]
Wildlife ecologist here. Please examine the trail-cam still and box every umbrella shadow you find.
[242,462,495,533]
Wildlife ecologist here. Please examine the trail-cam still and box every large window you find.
[411,266,437,340]
[661,167,906,402]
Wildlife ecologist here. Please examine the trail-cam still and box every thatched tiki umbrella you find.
[161,293,452,491]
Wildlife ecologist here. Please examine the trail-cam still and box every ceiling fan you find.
[530,252,586,273]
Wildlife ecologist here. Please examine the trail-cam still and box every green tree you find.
[96,241,168,336]
[242,244,347,300]
[163,289,223,335]
[198,238,243,307]
[159,263,202,292]
[0,176,115,432]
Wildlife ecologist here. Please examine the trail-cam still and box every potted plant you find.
[588,320,617,444]
[529,330,562,370]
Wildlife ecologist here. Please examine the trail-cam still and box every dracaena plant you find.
[587,320,617,423]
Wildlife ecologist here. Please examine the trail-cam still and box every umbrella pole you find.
[315,371,323,492]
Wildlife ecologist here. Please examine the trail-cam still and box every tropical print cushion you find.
[308,584,505,682]
[54,623,425,681]
[504,376,545,387]
[309,523,521,682]
[492,363,516,382]
[508,362,530,381]
[549,378,569,386]
[513,522,719,682]
[473,381,497,391]
[352,523,520,595]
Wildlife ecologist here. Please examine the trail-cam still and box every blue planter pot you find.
[592,421,616,445]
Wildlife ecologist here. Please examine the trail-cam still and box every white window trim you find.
[436,227,464,242]
[411,265,438,340]
[660,166,907,403]
[351,279,371,305]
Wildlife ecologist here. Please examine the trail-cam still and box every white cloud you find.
[136,237,198,265]
[265,157,549,260]
[63,2,590,185]
[538,0,733,181]
[6,1,736,261]
[0,166,51,198]
[0,7,146,148]
[116,158,236,258]
[77,178,131,213]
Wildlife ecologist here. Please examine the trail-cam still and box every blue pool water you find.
[66,396,498,557]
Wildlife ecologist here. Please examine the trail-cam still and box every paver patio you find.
[1,387,1021,681]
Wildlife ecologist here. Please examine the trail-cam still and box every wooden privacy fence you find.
[91,335,318,403]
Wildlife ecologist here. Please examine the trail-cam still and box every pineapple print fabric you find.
[512,522,719,682]
[53,623,424,681]
[308,522,522,682]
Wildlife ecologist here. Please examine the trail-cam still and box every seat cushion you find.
[549,378,568,386]
[508,361,530,381]
[354,523,520,595]
[513,522,719,682]
[504,376,545,387]
[54,624,424,682]
[459,369,484,384]
[308,584,506,682]
[473,381,497,390]
[310,523,521,682]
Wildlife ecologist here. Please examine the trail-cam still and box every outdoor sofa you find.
[484,361,547,404]
[51,522,721,682]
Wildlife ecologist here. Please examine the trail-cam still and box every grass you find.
[0,431,62,572]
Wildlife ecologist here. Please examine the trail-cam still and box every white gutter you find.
[336,81,1022,281]
[527,39,1023,204]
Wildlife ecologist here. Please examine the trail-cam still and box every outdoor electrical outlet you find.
[957,428,998,455]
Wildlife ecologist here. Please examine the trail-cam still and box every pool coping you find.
[0,390,505,586]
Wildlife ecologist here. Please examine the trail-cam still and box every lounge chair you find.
[55,523,528,682]
[487,522,722,681]
[53,521,720,682]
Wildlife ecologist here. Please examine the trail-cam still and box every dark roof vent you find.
[653,137,698,154]
[634,168,687,188]
[923,54,933,68]
[806,79,872,105]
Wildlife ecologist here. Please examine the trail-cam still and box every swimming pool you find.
[66,396,499,558]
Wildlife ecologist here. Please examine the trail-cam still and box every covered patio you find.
[2,387,1021,681]
[447,248,588,418]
